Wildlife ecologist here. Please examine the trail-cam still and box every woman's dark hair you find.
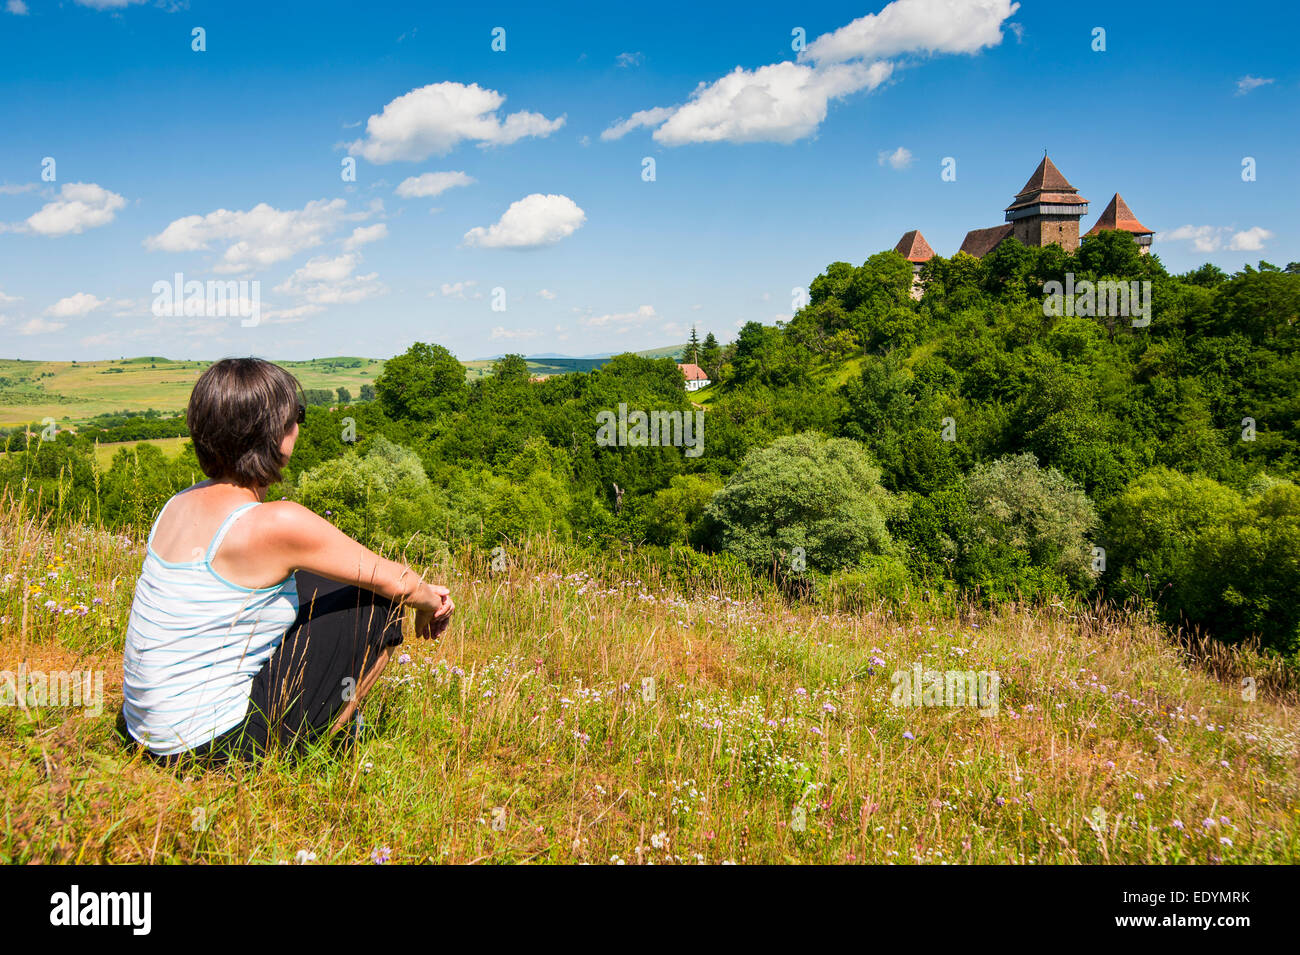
[187,358,301,487]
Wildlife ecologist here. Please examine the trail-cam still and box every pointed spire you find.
[1015,155,1077,198]
[1085,193,1153,237]
[893,229,935,263]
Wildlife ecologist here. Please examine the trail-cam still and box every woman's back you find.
[122,485,299,755]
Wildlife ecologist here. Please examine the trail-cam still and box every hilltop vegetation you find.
[3,233,1300,865]
[4,234,1299,664]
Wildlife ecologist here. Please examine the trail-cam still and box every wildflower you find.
[794,687,807,697]
[650,832,667,849]
[1202,817,1216,829]
[295,850,317,864]
[1219,836,1233,847]
[1133,792,1145,801]
[1172,819,1184,830]
[370,846,391,864]
[822,702,836,714]
[902,731,914,740]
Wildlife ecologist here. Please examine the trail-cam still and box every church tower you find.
[1004,155,1089,252]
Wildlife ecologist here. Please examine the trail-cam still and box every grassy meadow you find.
[2,490,1296,865]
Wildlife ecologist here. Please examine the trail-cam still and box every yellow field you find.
[0,357,385,427]
[91,436,192,470]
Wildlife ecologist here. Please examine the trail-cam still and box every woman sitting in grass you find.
[119,357,453,763]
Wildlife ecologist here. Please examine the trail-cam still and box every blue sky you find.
[0,0,1296,362]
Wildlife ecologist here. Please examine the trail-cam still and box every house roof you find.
[893,229,935,263]
[678,363,709,381]
[1085,193,1153,237]
[958,223,1014,258]
[1005,155,1087,212]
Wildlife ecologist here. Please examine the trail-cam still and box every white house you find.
[678,362,711,392]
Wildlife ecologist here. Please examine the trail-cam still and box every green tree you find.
[704,432,898,574]
[374,342,466,420]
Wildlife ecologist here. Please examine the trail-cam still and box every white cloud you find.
[616,52,644,68]
[1235,75,1274,96]
[0,288,21,304]
[537,288,557,300]
[25,182,126,237]
[6,2,29,16]
[1158,224,1273,253]
[654,61,893,145]
[0,182,39,194]
[601,106,676,141]
[1229,226,1273,251]
[19,318,65,336]
[73,0,148,8]
[145,198,356,273]
[394,171,476,200]
[1159,225,1223,253]
[45,292,107,317]
[438,280,480,299]
[802,0,1020,64]
[602,0,1017,146]
[343,223,388,249]
[579,304,657,328]
[347,82,565,162]
[878,146,913,169]
[490,326,543,340]
[262,304,324,324]
[463,193,586,249]
[274,252,386,305]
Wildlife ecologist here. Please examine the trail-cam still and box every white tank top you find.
[122,494,299,755]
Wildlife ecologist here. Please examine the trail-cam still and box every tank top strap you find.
[204,502,259,563]
[147,494,177,547]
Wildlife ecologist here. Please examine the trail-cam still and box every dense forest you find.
[4,230,1299,658]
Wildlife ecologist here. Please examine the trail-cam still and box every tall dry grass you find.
[1,490,1297,864]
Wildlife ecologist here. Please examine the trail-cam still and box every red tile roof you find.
[1005,155,1087,212]
[678,363,709,381]
[958,223,1014,258]
[893,229,935,263]
[1015,155,1076,197]
[1085,193,1153,237]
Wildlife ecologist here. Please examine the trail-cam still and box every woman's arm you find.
[262,501,449,616]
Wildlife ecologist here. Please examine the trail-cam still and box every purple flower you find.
[902,731,914,740]
[1172,819,1184,830]
[398,653,411,665]
[370,846,391,864]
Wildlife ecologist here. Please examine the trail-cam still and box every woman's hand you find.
[413,584,454,640]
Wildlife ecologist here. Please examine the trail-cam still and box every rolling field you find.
[0,357,385,428]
